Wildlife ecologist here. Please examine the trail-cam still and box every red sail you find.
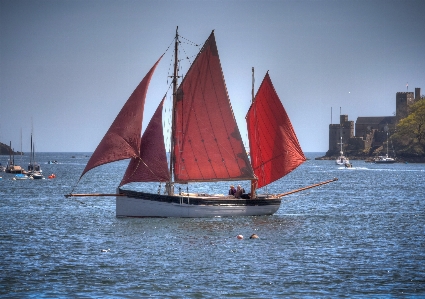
[120,97,170,186]
[80,57,162,179]
[246,73,306,188]
[173,31,254,182]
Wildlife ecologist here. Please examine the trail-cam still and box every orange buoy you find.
[48,174,56,179]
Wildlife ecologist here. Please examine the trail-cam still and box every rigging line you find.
[128,156,167,183]
[138,156,167,182]
[178,34,200,47]
[68,172,87,197]
[161,35,178,58]
[69,194,118,214]
[121,157,142,184]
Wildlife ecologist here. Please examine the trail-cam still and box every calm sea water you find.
[1,152,424,298]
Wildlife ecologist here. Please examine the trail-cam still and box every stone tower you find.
[415,88,421,101]
[396,92,414,123]
[328,114,354,154]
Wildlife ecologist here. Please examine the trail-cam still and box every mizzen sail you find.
[173,31,254,183]
[80,57,162,179]
[246,73,306,188]
[120,97,170,186]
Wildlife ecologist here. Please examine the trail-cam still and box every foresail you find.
[80,57,162,179]
[120,97,170,186]
[246,73,306,188]
[173,31,254,183]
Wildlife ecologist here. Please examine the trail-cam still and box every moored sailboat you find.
[374,130,396,164]
[67,28,336,217]
[5,141,24,174]
[27,134,44,179]
[335,110,350,166]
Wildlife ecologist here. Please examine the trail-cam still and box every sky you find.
[1,0,424,153]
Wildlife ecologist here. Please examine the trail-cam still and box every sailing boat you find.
[67,29,327,217]
[374,129,396,164]
[335,135,350,166]
[5,141,24,174]
[28,133,44,179]
[335,111,350,166]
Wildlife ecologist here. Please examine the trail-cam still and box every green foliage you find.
[392,98,425,156]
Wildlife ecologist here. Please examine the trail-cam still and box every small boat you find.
[336,152,349,165]
[335,109,350,166]
[5,161,23,173]
[374,155,396,164]
[30,172,44,180]
[5,142,24,173]
[374,130,396,164]
[335,136,349,166]
[67,28,338,217]
[13,173,28,180]
[48,160,58,164]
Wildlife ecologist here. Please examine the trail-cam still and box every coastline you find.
[315,155,425,163]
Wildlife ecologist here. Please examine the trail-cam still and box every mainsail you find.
[80,57,162,179]
[120,97,170,186]
[173,31,254,183]
[246,73,306,188]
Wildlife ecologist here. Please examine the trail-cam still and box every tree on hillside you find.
[392,98,425,156]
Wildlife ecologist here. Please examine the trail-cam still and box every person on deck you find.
[234,185,245,198]
[228,185,236,196]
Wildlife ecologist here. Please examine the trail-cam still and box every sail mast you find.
[168,26,179,195]
[250,67,257,199]
[251,67,255,104]
[339,107,343,154]
[30,132,33,168]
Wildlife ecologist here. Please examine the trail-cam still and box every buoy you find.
[48,173,56,179]
[237,234,243,240]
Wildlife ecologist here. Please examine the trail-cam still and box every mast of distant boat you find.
[339,107,343,155]
[20,128,23,166]
[384,125,389,157]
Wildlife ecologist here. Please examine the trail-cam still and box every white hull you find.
[116,191,281,218]
[374,156,396,164]
[336,156,349,165]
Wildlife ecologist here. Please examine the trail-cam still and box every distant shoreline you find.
[315,155,425,163]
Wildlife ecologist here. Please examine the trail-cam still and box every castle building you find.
[328,87,422,155]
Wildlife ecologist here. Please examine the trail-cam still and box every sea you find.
[0,152,424,298]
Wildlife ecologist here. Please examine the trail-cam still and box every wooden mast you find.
[250,66,258,199]
[167,26,179,196]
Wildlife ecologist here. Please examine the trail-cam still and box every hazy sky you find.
[1,0,424,153]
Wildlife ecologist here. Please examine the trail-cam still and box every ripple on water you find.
[1,153,424,297]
